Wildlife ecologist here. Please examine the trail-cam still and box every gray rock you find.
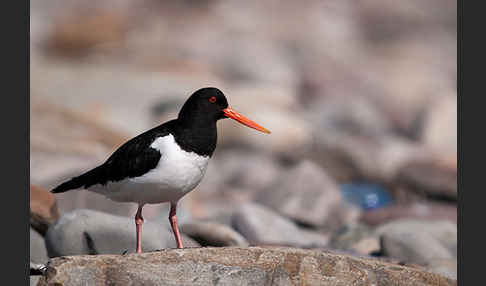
[194,149,283,202]
[360,202,457,226]
[38,247,456,286]
[30,228,48,264]
[232,203,329,248]
[214,39,296,85]
[395,158,457,201]
[349,236,381,256]
[307,96,392,182]
[45,209,199,257]
[30,276,41,286]
[255,160,358,231]
[213,149,282,193]
[180,221,249,247]
[376,219,457,266]
[421,95,457,158]
[426,258,457,280]
[329,223,380,255]
[307,95,434,186]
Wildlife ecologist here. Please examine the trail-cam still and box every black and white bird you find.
[51,87,270,253]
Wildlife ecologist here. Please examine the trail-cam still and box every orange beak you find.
[223,107,271,134]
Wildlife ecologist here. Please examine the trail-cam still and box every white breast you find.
[90,134,210,204]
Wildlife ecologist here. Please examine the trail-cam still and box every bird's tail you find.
[51,166,105,193]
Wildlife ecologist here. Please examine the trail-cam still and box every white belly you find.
[89,134,210,204]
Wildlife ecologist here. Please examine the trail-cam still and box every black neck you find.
[170,118,218,157]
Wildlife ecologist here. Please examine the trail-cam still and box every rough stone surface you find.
[376,219,457,266]
[425,258,457,280]
[232,203,329,248]
[255,160,352,230]
[30,185,60,235]
[38,247,456,286]
[45,209,199,257]
[30,228,49,264]
[180,221,249,247]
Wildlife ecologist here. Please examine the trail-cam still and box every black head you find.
[172,87,270,157]
[178,87,270,134]
[178,87,229,126]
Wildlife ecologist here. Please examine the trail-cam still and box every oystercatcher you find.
[51,87,270,253]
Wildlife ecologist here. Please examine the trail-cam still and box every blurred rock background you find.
[30,0,457,281]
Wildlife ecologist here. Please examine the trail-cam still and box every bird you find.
[51,87,270,253]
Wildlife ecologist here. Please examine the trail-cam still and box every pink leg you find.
[169,202,184,248]
[135,205,144,253]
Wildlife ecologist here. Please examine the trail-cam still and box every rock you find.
[356,0,456,45]
[38,247,456,285]
[45,209,199,257]
[30,92,129,158]
[44,7,131,58]
[360,202,457,226]
[30,228,49,264]
[395,158,457,201]
[329,223,380,256]
[52,189,172,223]
[194,149,283,201]
[255,160,357,231]
[203,207,236,226]
[212,149,283,193]
[306,95,434,185]
[421,95,457,158]
[30,276,41,286]
[30,99,130,205]
[232,203,329,248]
[30,185,60,236]
[426,259,457,280]
[309,98,455,203]
[351,236,381,255]
[376,219,457,266]
[307,95,392,182]
[180,221,249,247]
[214,39,296,85]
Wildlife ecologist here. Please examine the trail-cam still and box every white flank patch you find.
[89,134,210,204]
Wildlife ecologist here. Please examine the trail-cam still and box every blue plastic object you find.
[340,183,392,211]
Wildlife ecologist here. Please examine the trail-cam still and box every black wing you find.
[51,121,174,193]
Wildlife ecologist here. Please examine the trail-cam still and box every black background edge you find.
[3,0,29,284]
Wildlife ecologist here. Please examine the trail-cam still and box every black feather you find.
[51,165,107,193]
[51,121,171,193]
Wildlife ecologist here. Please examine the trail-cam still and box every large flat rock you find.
[38,247,455,286]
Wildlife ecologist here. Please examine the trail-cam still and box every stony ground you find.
[30,0,457,284]
[38,247,456,286]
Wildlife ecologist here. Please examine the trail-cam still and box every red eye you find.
[209,96,216,103]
